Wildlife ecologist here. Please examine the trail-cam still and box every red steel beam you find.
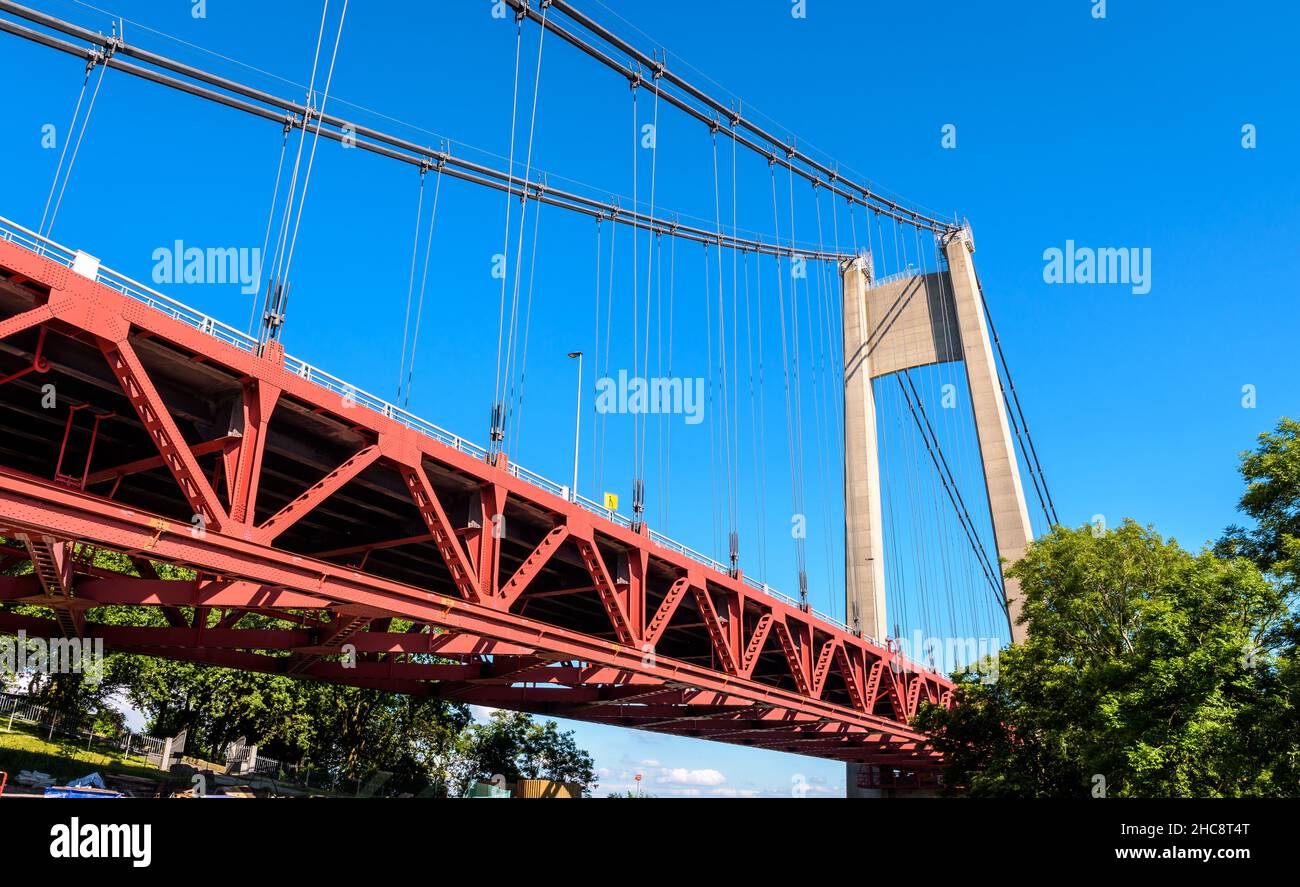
[401,464,483,603]
[572,530,635,645]
[254,443,380,544]
[98,338,229,531]
[644,576,688,648]
[499,524,568,609]
[0,302,54,342]
[84,435,236,486]
[689,578,739,675]
[228,381,279,525]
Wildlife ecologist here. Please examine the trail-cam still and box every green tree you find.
[459,709,597,795]
[1220,417,1300,588]
[1217,417,1300,788]
[917,520,1293,797]
[1,540,128,726]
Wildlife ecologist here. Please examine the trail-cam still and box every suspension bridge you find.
[0,0,1056,794]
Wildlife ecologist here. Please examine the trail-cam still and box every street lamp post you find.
[567,351,583,502]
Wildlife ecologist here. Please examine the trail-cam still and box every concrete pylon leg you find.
[841,255,888,645]
[844,254,889,799]
[942,229,1033,643]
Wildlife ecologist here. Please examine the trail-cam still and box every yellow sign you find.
[603,492,619,511]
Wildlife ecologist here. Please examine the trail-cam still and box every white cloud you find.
[655,767,726,787]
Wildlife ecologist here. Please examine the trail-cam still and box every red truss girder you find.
[0,236,953,767]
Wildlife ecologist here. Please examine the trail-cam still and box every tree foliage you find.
[917,418,1300,797]
[1220,416,1300,591]
[459,709,597,792]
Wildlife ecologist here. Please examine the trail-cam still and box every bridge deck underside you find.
[0,237,952,768]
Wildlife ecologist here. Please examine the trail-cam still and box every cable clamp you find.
[86,37,118,71]
[99,35,121,65]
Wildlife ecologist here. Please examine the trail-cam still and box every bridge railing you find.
[280,355,490,461]
[97,267,262,355]
[868,265,925,289]
[0,215,907,662]
[508,461,570,501]
[0,216,78,267]
[574,493,632,530]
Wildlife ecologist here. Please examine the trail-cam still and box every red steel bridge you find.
[0,0,1059,784]
[0,218,951,771]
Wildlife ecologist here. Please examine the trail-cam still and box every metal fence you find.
[0,692,165,768]
[0,694,321,787]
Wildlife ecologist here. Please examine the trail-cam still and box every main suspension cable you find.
[0,4,861,264]
[502,0,957,234]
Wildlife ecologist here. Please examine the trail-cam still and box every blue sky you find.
[1,0,1297,797]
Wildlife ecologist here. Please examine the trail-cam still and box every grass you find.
[0,720,338,796]
[0,720,166,784]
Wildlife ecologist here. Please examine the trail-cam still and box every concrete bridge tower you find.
[842,226,1034,797]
